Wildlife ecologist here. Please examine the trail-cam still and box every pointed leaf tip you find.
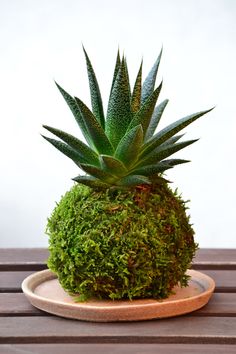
[129,80,163,135]
[54,81,92,145]
[41,134,87,166]
[131,60,143,113]
[42,125,100,166]
[82,48,105,128]
[142,108,213,157]
[141,48,163,104]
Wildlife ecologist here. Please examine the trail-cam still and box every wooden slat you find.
[0,294,44,316]
[194,293,236,316]
[1,270,236,293]
[1,293,236,317]
[0,316,236,344]
[202,270,236,292]
[1,344,236,354]
[1,249,235,352]
[0,272,33,293]
[0,249,48,271]
[1,249,236,271]
[193,249,236,270]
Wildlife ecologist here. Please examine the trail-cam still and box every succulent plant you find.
[42,48,213,189]
[43,48,213,301]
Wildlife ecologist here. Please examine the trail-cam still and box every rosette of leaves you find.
[43,47,213,301]
[42,47,213,188]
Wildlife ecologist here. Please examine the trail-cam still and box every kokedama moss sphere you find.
[46,182,197,301]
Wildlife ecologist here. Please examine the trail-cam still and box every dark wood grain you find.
[193,249,236,270]
[202,270,236,292]
[194,249,236,262]
[0,271,34,292]
[0,316,236,344]
[0,249,48,271]
[1,344,236,354]
[1,270,236,292]
[1,248,236,353]
[1,293,236,317]
[0,294,45,316]
[1,248,236,270]
[194,293,236,316]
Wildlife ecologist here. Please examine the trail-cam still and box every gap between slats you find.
[0,316,236,344]
[2,263,236,271]
[0,293,236,318]
[1,249,236,271]
[1,270,236,293]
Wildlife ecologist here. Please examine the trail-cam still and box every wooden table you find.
[0,248,236,353]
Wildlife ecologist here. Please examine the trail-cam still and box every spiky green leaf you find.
[149,175,172,184]
[106,57,132,148]
[145,99,169,141]
[41,135,85,165]
[128,82,162,135]
[162,159,190,166]
[142,108,214,157]
[141,48,162,104]
[109,49,121,99]
[115,125,143,167]
[137,139,198,167]
[83,47,105,129]
[100,155,128,176]
[55,82,91,145]
[42,125,99,166]
[159,134,185,148]
[131,61,142,113]
[74,96,114,155]
[72,175,109,189]
[131,163,172,176]
[116,175,151,186]
[124,57,131,97]
[80,163,116,183]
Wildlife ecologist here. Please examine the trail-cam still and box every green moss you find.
[46,182,197,301]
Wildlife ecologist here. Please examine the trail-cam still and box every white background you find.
[0,0,235,248]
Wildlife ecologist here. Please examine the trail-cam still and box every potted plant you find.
[23,47,215,321]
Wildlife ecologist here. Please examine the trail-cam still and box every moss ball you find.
[46,182,197,301]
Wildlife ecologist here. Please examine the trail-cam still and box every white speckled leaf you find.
[115,125,143,168]
[116,175,150,186]
[80,163,116,183]
[137,139,198,167]
[141,48,162,104]
[72,175,109,188]
[106,58,132,148]
[100,155,128,176]
[41,135,86,166]
[142,108,214,157]
[131,163,172,176]
[55,82,91,145]
[75,97,114,155]
[108,50,121,100]
[162,159,190,166]
[128,82,162,136]
[145,99,169,141]
[42,125,99,166]
[83,47,105,129]
[158,134,185,149]
[131,61,142,113]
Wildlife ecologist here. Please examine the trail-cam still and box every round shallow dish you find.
[22,269,215,322]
